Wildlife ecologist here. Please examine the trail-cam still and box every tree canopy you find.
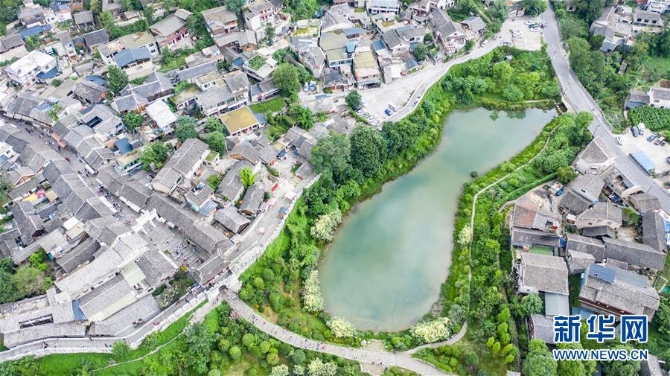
[140,142,170,171]
[123,112,144,133]
[273,64,301,97]
[345,90,362,110]
[224,0,245,14]
[175,116,199,142]
[206,131,227,155]
[522,339,558,376]
[108,66,129,96]
[310,133,352,184]
[413,44,428,61]
[522,0,547,16]
[239,167,256,188]
[350,125,387,178]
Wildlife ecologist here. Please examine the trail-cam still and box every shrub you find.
[302,270,324,313]
[410,317,451,343]
[326,317,357,338]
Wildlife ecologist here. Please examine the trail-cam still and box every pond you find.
[319,108,557,332]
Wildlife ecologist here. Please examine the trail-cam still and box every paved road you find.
[540,7,670,213]
[223,292,463,375]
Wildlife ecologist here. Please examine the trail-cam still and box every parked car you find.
[616,136,624,145]
[661,141,667,146]
[631,126,639,137]
[503,41,512,46]
[384,109,392,116]
[388,104,397,111]
[655,137,665,145]
[647,134,657,142]
[640,127,645,135]
[667,156,670,165]
[481,40,488,47]
[525,20,535,25]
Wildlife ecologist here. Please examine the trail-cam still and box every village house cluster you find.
[0,0,491,350]
[510,136,670,351]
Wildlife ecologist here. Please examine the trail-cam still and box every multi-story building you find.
[202,6,238,35]
[244,0,276,41]
[150,9,192,50]
[4,50,58,86]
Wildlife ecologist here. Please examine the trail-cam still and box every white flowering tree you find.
[307,358,338,376]
[327,317,357,338]
[270,364,289,376]
[457,225,473,246]
[303,270,324,313]
[310,209,343,242]
[293,365,305,375]
[411,317,451,343]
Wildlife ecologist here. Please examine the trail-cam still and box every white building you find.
[646,0,670,14]
[98,32,160,66]
[4,50,57,86]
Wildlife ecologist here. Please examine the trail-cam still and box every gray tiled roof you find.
[575,202,622,228]
[628,192,661,213]
[530,314,555,344]
[214,206,250,233]
[580,263,659,317]
[567,250,595,275]
[73,10,94,25]
[146,194,199,230]
[83,29,110,48]
[56,237,99,273]
[74,80,108,104]
[580,225,615,239]
[566,233,605,261]
[119,180,151,208]
[188,220,230,254]
[518,252,569,295]
[215,160,249,201]
[89,295,159,336]
[602,237,666,270]
[510,227,561,248]
[85,216,131,246]
[78,274,134,320]
[642,212,667,253]
[239,182,264,215]
[136,249,177,287]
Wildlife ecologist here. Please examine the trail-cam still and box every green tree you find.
[175,116,199,142]
[557,166,577,184]
[239,167,256,188]
[25,36,41,51]
[574,0,606,24]
[224,0,245,14]
[0,267,20,304]
[111,341,130,360]
[204,117,223,133]
[229,346,242,362]
[601,346,640,376]
[206,131,227,154]
[345,90,362,110]
[185,323,215,374]
[292,349,307,364]
[123,112,144,133]
[273,64,301,97]
[140,142,170,170]
[556,343,596,376]
[108,66,129,96]
[310,134,352,184]
[502,85,524,102]
[423,33,433,44]
[266,352,280,365]
[208,370,221,376]
[288,104,314,130]
[99,11,115,31]
[521,294,544,317]
[350,125,386,178]
[558,17,589,41]
[270,364,289,376]
[652,295,670,335]
[522,0,546,16]
[265,23,276,44]
[522,340,557,376]
[11,265,45,296]
[412,44,428,61]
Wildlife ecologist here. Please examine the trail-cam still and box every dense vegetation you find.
[237,48,564,369]
[1,302,368,376]
[553,1,670,129]
[0,251,54,305]
[629,106,670,135]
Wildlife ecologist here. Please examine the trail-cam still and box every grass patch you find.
[248,55,267,70]
[249,97,286,113]
[529,246,553,255]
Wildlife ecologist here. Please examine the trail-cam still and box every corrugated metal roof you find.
[631,151,655,172]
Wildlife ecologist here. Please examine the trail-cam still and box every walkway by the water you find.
[222,292,465,375]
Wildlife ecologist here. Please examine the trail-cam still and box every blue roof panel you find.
[372,40,385,50]
[114,47,151,68]
[115,138,133,154]
[18,24,51,39]
[36,66,59,79]
[631,151,655,172]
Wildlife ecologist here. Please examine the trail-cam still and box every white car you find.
[525,20,535,25]
[616,136,624,145]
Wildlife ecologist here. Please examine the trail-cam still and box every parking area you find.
[618,130,670,175]
[502,17,544,51]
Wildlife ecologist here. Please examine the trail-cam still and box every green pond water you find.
[319,108,557,331]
